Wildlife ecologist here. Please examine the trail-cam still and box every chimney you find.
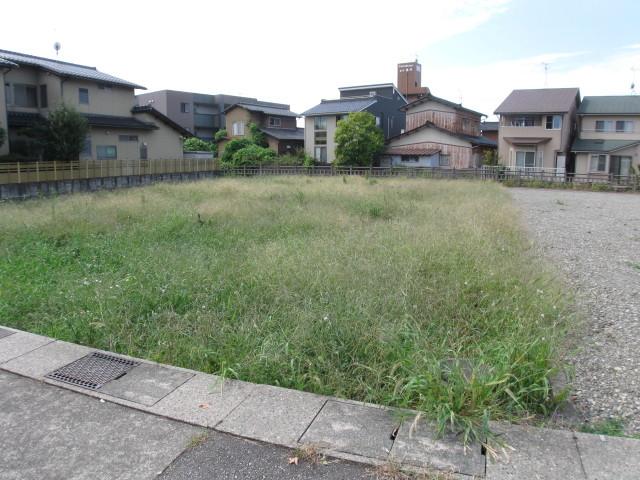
[397,60,429,102]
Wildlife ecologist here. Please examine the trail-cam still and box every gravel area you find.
[510,188,640,433]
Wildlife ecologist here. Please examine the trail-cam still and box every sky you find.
[2,0,640,121]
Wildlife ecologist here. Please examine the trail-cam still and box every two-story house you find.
[302,83,407,163]
[494,88,580,171]
[571,96,640,177]
[0,49,189,161]
[382,93,495,168]
[220,103,303,154]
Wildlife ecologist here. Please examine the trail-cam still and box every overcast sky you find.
[2,0,640,120]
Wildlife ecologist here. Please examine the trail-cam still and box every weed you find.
[187,431,209,449]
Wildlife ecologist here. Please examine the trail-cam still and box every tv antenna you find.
[632,66,638,95]
[542,62,550,87]
[53,42,61,56]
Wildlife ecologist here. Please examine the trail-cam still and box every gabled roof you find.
[572,138,640,153]
[0,57,18,68]
[259,127,304,141]
[480,121,499,132]
[578,96,640,115]
[225,103,298,117]
[132,105,193,136]
[0,49,145,90]
[386,121,496,148]
[301,98,377,116]
[401,93,485,117]
[495,88,580,114]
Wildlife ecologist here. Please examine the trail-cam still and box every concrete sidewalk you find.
[1,325,639,479]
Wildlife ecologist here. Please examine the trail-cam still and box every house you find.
[382,93,496,168]
[221,103,303,154]
[480,121,499,143]
[571,96,640,177]
[302,83,407,163]
[136,90,286,141]
[0,49,189,161]
[494,88,581,171]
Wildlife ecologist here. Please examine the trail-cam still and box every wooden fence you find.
[0,158,216,185]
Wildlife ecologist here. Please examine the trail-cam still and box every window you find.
[118,135,139,142]
[375,116,381,127]
[314,130,327,145]
[13,84,38,107]
[314,146,327,162]
[140,143,148,160]
[595,120,614,132]
[314,116,327,146]
[510,116,536,127]
[545,115,562,130]
[590,154,607,172]
[96,145,117,160]
[79,88,89,104]
[402,155,419,162]
[369,91,377,97]
[616,120,633,133]
[268,117,281,128]
[439,154,450,166]
[81,137,92,158]
[180,102,190,113]
[462,118,470,131]
[314,116,327,130]
[232,121,245,136]
[40,85,48,108]
[515,150,536,168]
[4,83,12,104]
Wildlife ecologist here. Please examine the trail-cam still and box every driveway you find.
[510,188,640,433]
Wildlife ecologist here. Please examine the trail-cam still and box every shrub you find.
[220,138,253,167]
[334,112,384,166]
[214,129,227,143]
[249,123,268,147]
[232,144,276,166]
[276,149,315,167]
[183,137,215,152]
[40,105,89,161]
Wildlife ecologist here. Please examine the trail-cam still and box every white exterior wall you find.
[304,115,337,163]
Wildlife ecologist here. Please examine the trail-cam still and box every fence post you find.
[36,161,40,183]
[53,161,57,181]
[86,160,89,179]
[17,162,21,184]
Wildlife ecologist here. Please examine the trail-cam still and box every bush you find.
[183,137,215,152]
[275,149,315,167]
[214,129,227,143]
[232,144,276,166]
[220,138,253,167]
[249,123,268,147]
[40,105,89,161]
[334,112,384,166]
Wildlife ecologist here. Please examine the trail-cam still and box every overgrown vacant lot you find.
[0,177,568,437]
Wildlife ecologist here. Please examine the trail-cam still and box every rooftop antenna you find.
[542,62,550,87]
[53,42,61,56]
[632,66,638,95]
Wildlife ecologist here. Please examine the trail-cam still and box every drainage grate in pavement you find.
[45,352,140,390]
[0,328,16,339]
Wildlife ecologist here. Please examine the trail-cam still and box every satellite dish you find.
[54,42,61,56]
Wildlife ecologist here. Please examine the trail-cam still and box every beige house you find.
[220,103,303,155]
[494,88,580,171]
[383,93,495,168]
[571,96,640,177]
[0,49,190,161]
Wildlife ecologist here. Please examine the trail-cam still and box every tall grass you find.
[0,177,569,441]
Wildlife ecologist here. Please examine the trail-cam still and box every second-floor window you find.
[13,84,38,108]
[232,121,245,136]
[545,115,562,130]
[616,120,633,133]
[40,85,48,108]
[510,116,537,127]
[79,88,89,105]
[268,117,282,128]
[314,116,327,146]
[180,102,190,113]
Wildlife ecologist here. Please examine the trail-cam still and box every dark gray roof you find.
[578,96,640,115]
[401,93,485,117]
[480,121,499,132]
[132,105,193,136]
[572,138,640,153]
[83,114,156,130]
[0,49,145,89]
[302,98,377,116]
[230,103,298,117]
[0,57,18,68]
[259,127,304,141]
[7,111,45,127]
[495,88,580,114]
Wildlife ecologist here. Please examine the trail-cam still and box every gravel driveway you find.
[510,188,640,434]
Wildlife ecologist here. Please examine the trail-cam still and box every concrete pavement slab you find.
[159,430,377,480]
[1,340,92,379]
[217,384,327,447]
[100,362,194,406]
[390,417,485,477]
[150,373,255,427]
[0,370,201,480]
[575,432,640,480]
[0,327,16,339]
[300,400,398,460]
[0,330,53,364]
[486,423,586,479]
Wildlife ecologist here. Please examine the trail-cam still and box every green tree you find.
[214,129,227,143]
[482,149,499,166]
[183,137,215,152]
[248,122,268,147]
[334,112,384,166]
[219,138,253,167]
[232,144,276,166]
[44,105,89,160]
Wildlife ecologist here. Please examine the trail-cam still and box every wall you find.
[498,116,563,168]
[575,144,640,175]
[579,115,640,141]
[304,115,338,163]
[406,100,481,136]
[59,79,135,116]
[0,70,8,156]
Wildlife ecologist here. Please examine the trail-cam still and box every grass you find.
[579,418,640,439]
[0,177,569,442]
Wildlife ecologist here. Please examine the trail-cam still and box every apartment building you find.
[571,96,640,177]
[494,88,581,171]
[0,49,189,161]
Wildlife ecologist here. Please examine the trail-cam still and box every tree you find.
[334,112,384,166]
[183,137,215,152]
[214,129,227,143]
[248,122,268,147]
[44,105,89,161]
[231,144,276,166]
[219,138,253,167]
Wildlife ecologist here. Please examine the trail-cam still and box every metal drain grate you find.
[46,352,140,390]
[0,328,16,339]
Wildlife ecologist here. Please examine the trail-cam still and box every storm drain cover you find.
[45,352,140,390]
[0,328,16,339]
